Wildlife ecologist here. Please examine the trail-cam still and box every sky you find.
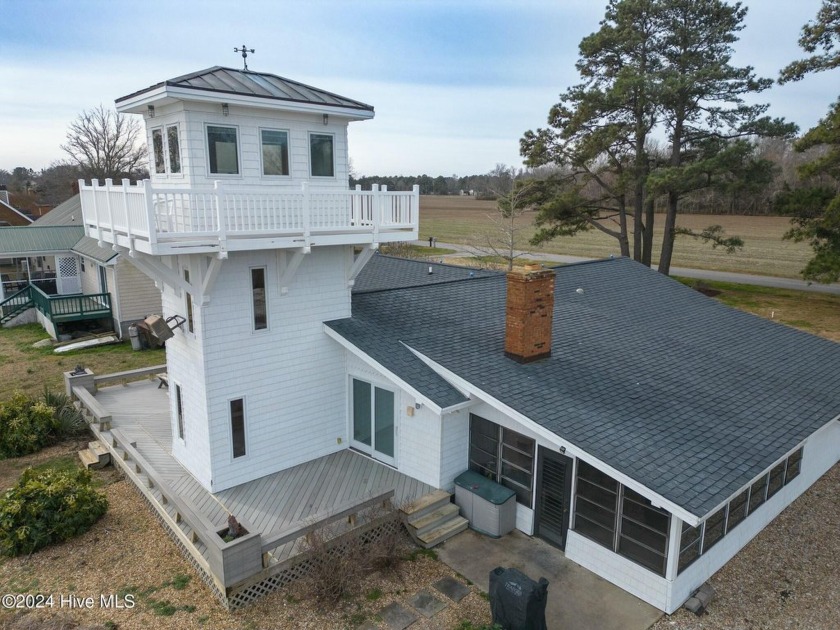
[0,0,836,178]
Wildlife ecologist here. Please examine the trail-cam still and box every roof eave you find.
[117,85,375,120]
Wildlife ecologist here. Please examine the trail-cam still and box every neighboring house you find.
[77,66,840,615]
[0,186,34,226]
[0,195,162,338]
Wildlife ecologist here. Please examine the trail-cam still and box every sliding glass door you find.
[351,378,395,465]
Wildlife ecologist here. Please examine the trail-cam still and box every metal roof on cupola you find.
[115,66,375,120]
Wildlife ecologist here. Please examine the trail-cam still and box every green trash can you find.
[454,470,517,537]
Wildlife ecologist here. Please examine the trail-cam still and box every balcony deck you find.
[79,180,419,256]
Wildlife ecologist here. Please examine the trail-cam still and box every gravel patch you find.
[653,462,840,630]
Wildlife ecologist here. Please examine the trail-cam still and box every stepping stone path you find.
[373,577,471,628]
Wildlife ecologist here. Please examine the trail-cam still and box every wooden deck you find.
[94,380,433,550]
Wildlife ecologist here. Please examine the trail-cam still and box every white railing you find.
[79,179,418,248]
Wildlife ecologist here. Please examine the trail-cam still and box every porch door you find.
[535,446,573,550]
[351,379,395,465]
[55,255,81,295]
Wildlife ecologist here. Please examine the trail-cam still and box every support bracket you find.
[279,247,309,295]
[347,244,378,288]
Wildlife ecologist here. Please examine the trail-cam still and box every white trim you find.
[402,342,700,525]
[258,127,291,179]
[323,326,444,415]
[204,123,242,177]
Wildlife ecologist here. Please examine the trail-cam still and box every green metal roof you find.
[0,226,85,256]
[32,195,82,226]
[71,236,118,264]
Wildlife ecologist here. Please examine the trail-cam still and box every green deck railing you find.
[0,286,34,324]
[29,285,112,323]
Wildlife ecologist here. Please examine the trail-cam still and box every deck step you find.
[417,515,468,549]
[88,440,109,458]
[407,502,460,536]
[400,489,452,520]
[77,448,100,469]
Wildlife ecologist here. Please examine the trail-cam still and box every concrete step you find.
[401,489,452,521]
[417,515,468,549]
[407,502,461,536]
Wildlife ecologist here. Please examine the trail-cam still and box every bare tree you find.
[468,165,537,271]
[61,105,147,181]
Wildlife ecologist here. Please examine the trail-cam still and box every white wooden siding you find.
[78,258,100,294]
[149,102,350,192]
[113,258,162,326]
[439,409,469,490]
[196,246,353,491]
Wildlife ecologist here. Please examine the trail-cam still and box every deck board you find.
[93,380,436,561]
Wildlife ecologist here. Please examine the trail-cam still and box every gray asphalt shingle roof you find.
[117,66,374,113]
[327,256,840,518]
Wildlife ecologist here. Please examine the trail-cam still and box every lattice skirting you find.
[226,514,404,610]
[123,473,404,611]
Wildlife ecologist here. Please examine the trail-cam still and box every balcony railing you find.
[79,179,419,255]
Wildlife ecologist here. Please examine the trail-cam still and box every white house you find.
[78,66,840,615]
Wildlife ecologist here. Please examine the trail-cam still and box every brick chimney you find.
[505,266,555,363]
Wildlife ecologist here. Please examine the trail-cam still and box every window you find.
[747,474,768,515]
[701,507,726,553]
[766,461,786,500]
[468,415,535,507]
[251,268,267,330]
[572,462,670,577]
[80,257,86,273]
[207,125,239,174]
[678,521,702,574]
[574,460,618,548]
[184,269,194,333]
[785,448,803,484]
[310,133,334,177]
[230,398,246,458]
[152,128,165,173]
[619,488,670,575]
[175,384,184,441]
[261,129,289,176]
[167,125,181,173]
[725,489,748,533]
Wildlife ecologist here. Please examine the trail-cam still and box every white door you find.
[56,255,82,295]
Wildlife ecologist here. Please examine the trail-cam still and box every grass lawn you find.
[0,324,165,399]
[420,195,814,279]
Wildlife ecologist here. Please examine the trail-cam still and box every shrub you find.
[0,467,108,556]
[42,387,88,439]
[0,392,60,458]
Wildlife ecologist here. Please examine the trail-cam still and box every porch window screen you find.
[310,133,334,177]
[619,488,670,575]
[207,125,239,174]
[468,414,534,507]
[230,398,246,458]
[574,460,618,548]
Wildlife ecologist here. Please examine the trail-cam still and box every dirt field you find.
[419,196,814,279]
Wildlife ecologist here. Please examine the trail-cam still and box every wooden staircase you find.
[0,285,33,325]
[78,440,111,469]
[401,489,468,549]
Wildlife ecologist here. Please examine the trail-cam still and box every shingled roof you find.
[327,256,840,518]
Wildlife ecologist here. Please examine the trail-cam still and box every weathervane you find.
[234,44,255,70]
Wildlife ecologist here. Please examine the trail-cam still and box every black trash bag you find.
[489,566,549,630]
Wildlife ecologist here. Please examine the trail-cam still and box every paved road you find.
[414,241,840,296]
